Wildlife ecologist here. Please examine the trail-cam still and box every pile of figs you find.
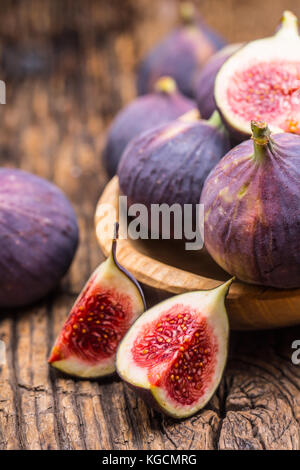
[49,6,300,419]
[4,3,299,420]
[112,8,300,289]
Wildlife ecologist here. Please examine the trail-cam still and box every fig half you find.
[116,279,232,419]
[49,225,145,378]
[215,11,300,141]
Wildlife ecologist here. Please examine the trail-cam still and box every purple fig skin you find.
[200,126,300,289]
[103,79,195,178]
[194,44,242,120]
[0,168,79,308]
[137,17,226,98]
[118,112,230,235]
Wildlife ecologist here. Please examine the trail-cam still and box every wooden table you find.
[0,0,299,450]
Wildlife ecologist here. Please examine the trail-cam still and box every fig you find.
[103,77,195,178]
[201,121,300,289]
[49,225,146,378]
[137,2,226,98]
[0,168,78,308]
[194,43,242,119]
[118,110,230,235]
[116,278,232,418]
[215,11,300,142]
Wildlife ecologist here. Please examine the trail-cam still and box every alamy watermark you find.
[0,81,6,104]
[291,340,300,365]
[96,196,204,250]
[0,340,5,366]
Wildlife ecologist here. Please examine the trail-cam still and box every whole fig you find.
[0,168,79,307]
[118,110,230,236]
[137,2,226,98]
[103,77,195,178]
[200,121,300,289]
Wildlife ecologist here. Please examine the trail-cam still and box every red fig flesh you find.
[116,279,232,419]
[49,231,145,378]
[215,11,300,141]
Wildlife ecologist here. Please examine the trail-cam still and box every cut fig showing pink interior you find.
[215,11,300,139]
[49,231,145,378]
[116,279,232,419]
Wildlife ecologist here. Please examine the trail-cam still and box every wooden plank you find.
[0,0,299,450]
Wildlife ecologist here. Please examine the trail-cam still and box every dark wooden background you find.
[0,0,299,450]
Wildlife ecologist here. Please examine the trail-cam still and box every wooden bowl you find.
[95,177,300,330]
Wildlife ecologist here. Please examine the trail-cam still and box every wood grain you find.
[0,0,299,450]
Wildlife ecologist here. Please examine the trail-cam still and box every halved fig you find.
[116,279,232,419]
[49,225,146,378]
[215,11,300,141]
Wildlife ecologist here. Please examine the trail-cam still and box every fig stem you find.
[179,2,196,25]
[251,120,271,164]
[207,110,222,128]
[207,110,227,134]
[109,221,147,310]
[113,221,119,241]
[110,221,119,264]
[154,76,177,94]
[277,10,298,37]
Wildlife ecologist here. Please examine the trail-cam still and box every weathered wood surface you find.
[0,0,299,450]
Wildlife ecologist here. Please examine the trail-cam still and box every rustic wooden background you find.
[0,0,299,450]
